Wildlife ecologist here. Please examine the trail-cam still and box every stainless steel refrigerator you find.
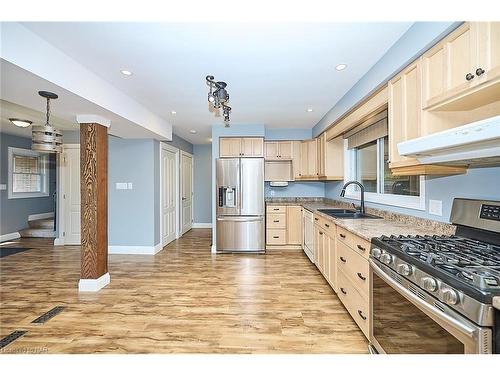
[216,158,265,253]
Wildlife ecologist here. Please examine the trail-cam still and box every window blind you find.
[344,110,388,150]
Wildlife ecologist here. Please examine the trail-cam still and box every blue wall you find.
[193,144,212,223]
[167,133,194,154]
[0,132,56,236]
[325,166,500,223]
[265,128,312,140]
[108,136,158,246]
[313,22,461,136]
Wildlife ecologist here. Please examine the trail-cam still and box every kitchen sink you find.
[318,209,382,219]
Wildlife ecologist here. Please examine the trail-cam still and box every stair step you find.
[28,219,54,229]
[19,228,56,238]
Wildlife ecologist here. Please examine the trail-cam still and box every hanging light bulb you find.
[32,91,62,153]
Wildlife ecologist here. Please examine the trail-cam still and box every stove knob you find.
[422,277,437,292]
[442,289,459,305]
[380,253,393,265]
[371,248,382,259]
[397,263,412,276]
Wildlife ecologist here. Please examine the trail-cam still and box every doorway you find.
[160,144,179,247]
[180,151,193,235]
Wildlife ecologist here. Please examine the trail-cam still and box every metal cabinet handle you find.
[465,72,475,81]
[273,220,280,223]
[314,218,318,221]
[357,272,366,281]
[319,232,323,235]
[273,208,280,211]
[358,310,367,321]
[273,236,279,239]
[339,233,346,239]
[340,287,347,295]
[357,244,366,252]
[476,67,485,76]
[340,256,346,263]
[325,223,330,228]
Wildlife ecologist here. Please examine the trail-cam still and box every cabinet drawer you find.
[267,229,286,245]
[266,213,286,229]
[337,269,370,338]
[336,226,370,259]
[267,205,286,214]
[337,241,370,298]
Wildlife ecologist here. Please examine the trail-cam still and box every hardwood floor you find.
[0,230,367,353]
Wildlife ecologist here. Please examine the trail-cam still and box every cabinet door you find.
[300,141,308,177]
[326,233,336,290]
[278,141,292,160]
[286,206,302,245]
[388,61,421,167]
[422,42,446,106]
[314,225,323,270]
[476,22,500,84]
[242,137,263,157]
[445,23,476,96]
[322,231,330,280]
[264,142,279,160]
[220,138,241,157]
[316,134,325,176]
[307,140,318,177]
[291,141,302,180]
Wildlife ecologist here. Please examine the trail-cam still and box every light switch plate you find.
[127,182,133,190]
[116,182,128,190]
[0,183,6,191]
[429,200,443,216]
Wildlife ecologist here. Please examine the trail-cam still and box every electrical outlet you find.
[0,184,6,191]
[116,182,128,190]
[127,182,133,190]
[429,200,443,216]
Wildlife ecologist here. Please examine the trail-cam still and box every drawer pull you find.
[340,287,347,295]
[357,272,366,281]
[273,208,280,211]
[340,256,346,263]
[325,223,330,228]
[339,233,346,239]
[358,310,367,321]
[319,231,323,235]
[314,218,319,221]
[273,236,280,239]
[273,220,280,223]
[357,244,366,252]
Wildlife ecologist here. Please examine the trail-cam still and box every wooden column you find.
[78,120,109,291]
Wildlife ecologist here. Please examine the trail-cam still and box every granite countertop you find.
[266,198,455,241]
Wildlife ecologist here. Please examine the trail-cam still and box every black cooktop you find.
[371,234,500,303]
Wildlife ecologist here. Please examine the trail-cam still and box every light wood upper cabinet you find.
[300,141,309,178]
[291,141,302,179]
[220,137,263,157]
[264,141,292,160]
[422,22,500,110]
[306,139,318,177]
[317,133,326,177]
[388,60,421,168]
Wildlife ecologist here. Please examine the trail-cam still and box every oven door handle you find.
[369,259,477,340]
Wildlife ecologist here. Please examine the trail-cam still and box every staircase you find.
[19,218,56,238]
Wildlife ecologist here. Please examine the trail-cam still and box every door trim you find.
[55,143,80,246]
[180,150,194,235]
[160,143,181,247]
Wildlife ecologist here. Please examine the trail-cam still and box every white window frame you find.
[343,139,426,211]
[8,147,50,199]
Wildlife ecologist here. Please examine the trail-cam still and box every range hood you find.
[398,115,500,166]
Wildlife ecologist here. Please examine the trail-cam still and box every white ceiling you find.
[21,22,412,144]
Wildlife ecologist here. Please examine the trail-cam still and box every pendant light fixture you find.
[206,75,231,127]
[32,91,62,153]
[9,118,33,128]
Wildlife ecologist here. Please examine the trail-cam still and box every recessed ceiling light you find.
[306,108,313,112]
[120,69,133,76]
[335,64,347,71]
[189,130,197,134]
[9,118,32,128]
[170,110,177,115]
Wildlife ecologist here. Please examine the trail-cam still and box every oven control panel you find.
[480,204,500,222]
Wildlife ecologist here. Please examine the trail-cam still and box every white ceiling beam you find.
[0,22,172,140]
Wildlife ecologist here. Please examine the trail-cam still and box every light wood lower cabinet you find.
[266,205,302,250]
[313,215,336,290]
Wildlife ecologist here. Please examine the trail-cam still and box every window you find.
[8,147,49,199]
[344,136,425,210]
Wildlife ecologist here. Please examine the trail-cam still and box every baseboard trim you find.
[53,237,65,246]
[108,243,163,255]
[0,232,21,243]
[78,272,110,292]
[192,223,212,229]
[28,212,54,221]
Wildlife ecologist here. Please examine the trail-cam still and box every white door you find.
[63,147,81,244]
[161,146,177,246]
[181,152,193,235]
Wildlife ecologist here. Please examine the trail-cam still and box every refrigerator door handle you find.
[217,216,263,222]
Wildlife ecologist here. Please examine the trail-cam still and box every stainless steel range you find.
[369,198,500,354]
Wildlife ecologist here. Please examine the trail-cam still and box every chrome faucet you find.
[340,181,365,215]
